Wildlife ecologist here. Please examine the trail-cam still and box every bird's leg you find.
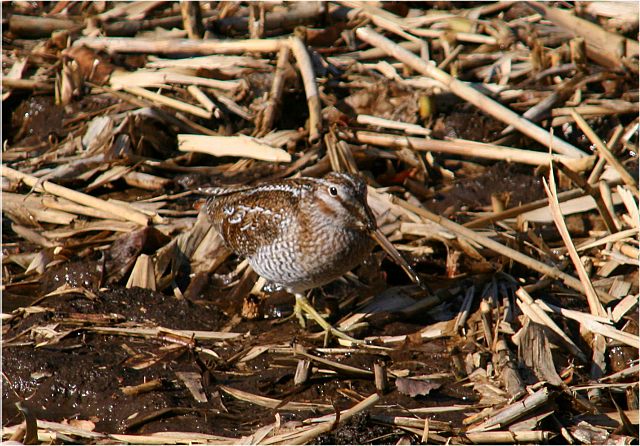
[293,293,307,328]
[294,293,362,345]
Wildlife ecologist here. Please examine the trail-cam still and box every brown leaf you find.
[395,377,442,397]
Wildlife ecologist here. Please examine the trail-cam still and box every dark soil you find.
[3,286,474,437]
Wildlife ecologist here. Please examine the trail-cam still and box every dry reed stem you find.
[464,188,585,229]
[468,387,552,432]
[393,196,617,304]
[187,85,216,112]
[180,0,203,40]
[453,285,475,331]
[528,2,638,67]
[110,69,241,91]
[109,433,236,444]
[576,228,639,252]
[356,115,431,136]
[465,431,552,443]
[2,193,77,225]
[371,228,421,285]
[123,86,212,119]
[289,36,322,143]
[571,110,639,197]
[286,393,380,445]
[178,134,292,162]
[353,131,592,169]
[536,300,640,347]
[259,45,291,136]
[120,379,163,396]
[2,78,55,91]
[355,27,587,159]
[412,28,497,45]
[294,346,375,377]
[87,326,242,341]
[617,185,640,227]
[543,168,607,317]
[600,364,640,382]
[344,1,422,44]
[3,420,104,440]
[73,37,285,55]
[515,288,586,361]
[588,126,625,184]
[611,294,639,323]
[219,385,333,411]
[1,166,151,226]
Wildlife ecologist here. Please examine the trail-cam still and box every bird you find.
[205,171,419,343]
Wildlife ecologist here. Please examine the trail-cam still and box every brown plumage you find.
[206,172,377,293]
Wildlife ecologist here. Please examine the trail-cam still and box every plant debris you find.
[2,1,638,444]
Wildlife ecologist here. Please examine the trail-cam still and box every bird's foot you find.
[294,294,363,345]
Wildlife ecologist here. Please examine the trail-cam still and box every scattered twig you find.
[289,36,322,143]
[1,166,153,226]
[355,27,587,158]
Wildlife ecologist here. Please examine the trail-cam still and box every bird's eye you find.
[329,186,338,196]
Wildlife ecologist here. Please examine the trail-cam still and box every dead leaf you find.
[396,377,442,397]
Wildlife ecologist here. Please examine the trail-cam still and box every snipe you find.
[206,172,417,343]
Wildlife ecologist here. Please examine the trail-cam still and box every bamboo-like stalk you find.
[1,165,151,226]
[576,228,639,251]
[571,109,639,197]
[2,78,55,91]
[123,86,212,119]
[393,196,617,304]
[287,393,380,445]
[515,288,586,361]
[356,115,431,136]
[599,364,640,382]
[355,27,587,159]
[344,1,421,44]
[464,188,586,228]
[110,70,241,91]
[611,293,640,323]
[543,170,607,317]
[187,85,216,112]
[553,104,639,116]
[465,431,552,443]
[120,379,163,396]
[467,387,552,432]
[180,0,203,40]
[289,36,322,143]
[73,37,285,55]
[588,125,625,184]
[219,385,332,411]
[10,224,56,248]
[87,326,242,340]
[41,196,127,221]
[527,2,639,67]
[412,28,497,45]
[294,346,374,377]
[371,228,421,285]
[353,131,592,169]
[259,45,291,136]
[536,300,639,347]
[177,134,292,162]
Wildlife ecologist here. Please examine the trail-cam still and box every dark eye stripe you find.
[334,195,373,228]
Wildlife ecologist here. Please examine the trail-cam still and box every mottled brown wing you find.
[206,187,301,258]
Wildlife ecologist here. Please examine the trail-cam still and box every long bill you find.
[370,228,422,287]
